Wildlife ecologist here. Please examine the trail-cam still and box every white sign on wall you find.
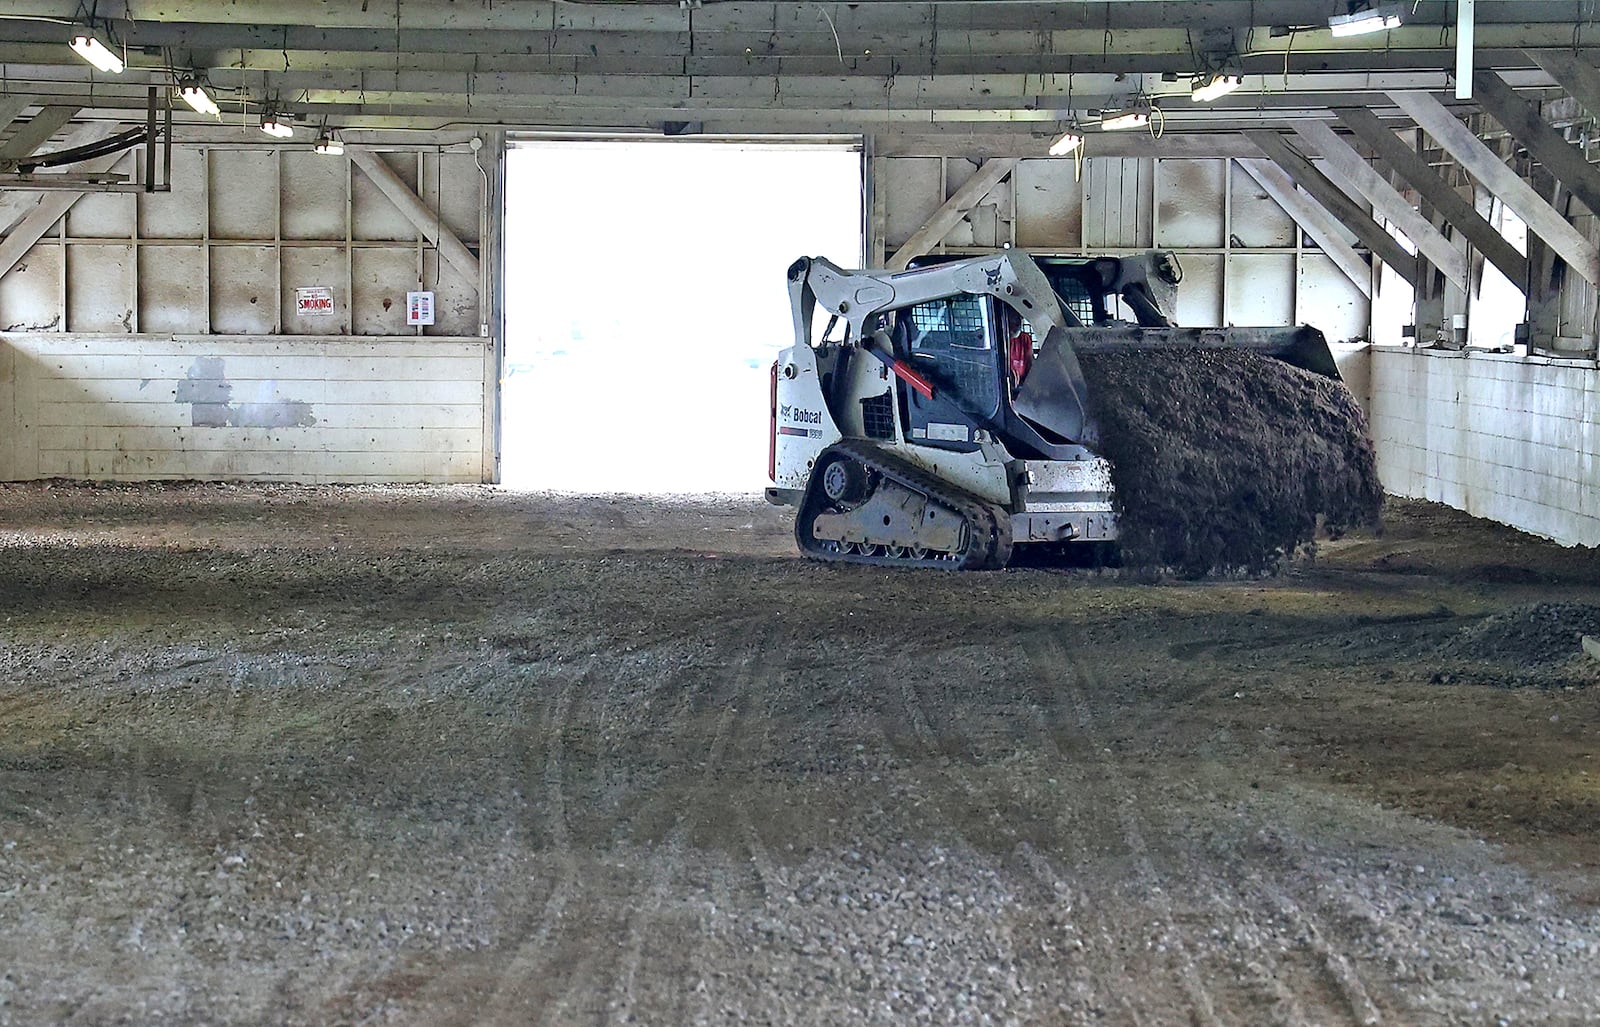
[407,291,435,326]
[295,286,336,317]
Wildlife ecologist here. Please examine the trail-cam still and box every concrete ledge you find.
[1369,344,1600,371]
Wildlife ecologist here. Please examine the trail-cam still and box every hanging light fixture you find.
[70,30,123,74]
[1328,2,1404,37]
[314,130,343,155]
[260,110,296,138]
[1048,128,1083,156]
[177,77,220,116]
[1100,102,1152,131]
[1191,71,1244,103]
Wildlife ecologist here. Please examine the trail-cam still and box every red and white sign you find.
[295,286,336,317]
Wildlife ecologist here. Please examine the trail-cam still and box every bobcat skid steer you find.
[765,249,1341,569]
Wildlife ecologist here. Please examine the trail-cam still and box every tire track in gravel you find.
[730,626,787,904]
[1113,791,1349,1027]
[558,634,754,1027]
[1027,626,1383,1026]
[602,703,738,1025]
[464,661,582,1026]
[1164,776,1391,1027]
[1019,628,1227,1027]
[685,622,784,1025]
[887,672,1127,1025]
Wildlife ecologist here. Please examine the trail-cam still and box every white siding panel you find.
[280,247,348,336]
[0,243,63,332]
[431,152,485,244]
[29,352,483,382]
[352,248,418,335]
[1155,159,1224,249]
[422,251,483,337]
[138,245,208,335]
[1,334,490,483]
[1172,254,1223,328]
[1298,252,1367,344]
[37,448,480,481]
[1083,158,1151,249]
[281,151,348,241]
[66,167,135,237]
[209,151,278,240]
[1226,253,1294,326]
[1228,161,1296,248]
[1013,158,1082,249]
[138,146,207,240]
[882,157,944,249]
[66,245,134,333]
[210,247,278,334]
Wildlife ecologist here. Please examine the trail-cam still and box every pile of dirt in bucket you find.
[1077,348,1384,576]
[1440,603,1600,668]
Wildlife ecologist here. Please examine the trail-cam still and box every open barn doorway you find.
[501,141,862,492]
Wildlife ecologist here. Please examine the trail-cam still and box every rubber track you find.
[795,439,1013,571]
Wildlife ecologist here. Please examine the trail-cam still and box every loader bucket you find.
[1061,325,1344,382]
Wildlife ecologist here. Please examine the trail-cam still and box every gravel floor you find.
[1,483,1598,1025]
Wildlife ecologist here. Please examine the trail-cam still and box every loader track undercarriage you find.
[795,440,1014,570]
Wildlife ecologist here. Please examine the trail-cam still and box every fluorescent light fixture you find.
[1328,2,1404,37]
[70,32,123,74]
[177,78,220,117]
[260,112,295,138]
[314,131,343,155]
[1048,129,1083,156]
[1191,73,1243,103]
[1100,108,1150,131]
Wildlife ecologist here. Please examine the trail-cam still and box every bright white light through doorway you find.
[501,142,862,492]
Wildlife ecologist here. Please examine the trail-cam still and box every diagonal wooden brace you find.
[347,147,480,284]
[887,157,1019,272]
[1246,130,1418,288]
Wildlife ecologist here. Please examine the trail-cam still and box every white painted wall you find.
[0,334,493,483]
[0,137,499,484]
[1368,347,1600,547]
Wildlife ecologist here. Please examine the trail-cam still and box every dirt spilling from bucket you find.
[1078,349,1383,577]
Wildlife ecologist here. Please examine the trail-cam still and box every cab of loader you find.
[906,250,1183,330]
[884,251,1187,459]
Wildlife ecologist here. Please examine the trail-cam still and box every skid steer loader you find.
[766,249,1345,569]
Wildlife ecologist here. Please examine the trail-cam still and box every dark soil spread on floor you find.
[1078,349,1384,576]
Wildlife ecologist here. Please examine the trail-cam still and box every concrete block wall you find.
[1368,347,1600,547]
[0,334,494,483]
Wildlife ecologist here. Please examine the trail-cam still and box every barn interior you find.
[2,2,1600,1023]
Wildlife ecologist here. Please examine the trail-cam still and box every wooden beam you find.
[0,105,77,162]
[346,146,480,284]
[1526,49,1600,119]
[1388,89,1600,287]
[1245,130,1417,288]
[1235,159,1373,298]
[1471,69,1600,218]
[0,94,32,135]
[886,157,1018,272]
[873,132,1266,159]
[1334,105,1528,290]
[0,149,126,277]
[1291,120,1468,289]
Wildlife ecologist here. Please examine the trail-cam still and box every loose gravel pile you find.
[1078,349,1383,577]
[1439,602,1600,675]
